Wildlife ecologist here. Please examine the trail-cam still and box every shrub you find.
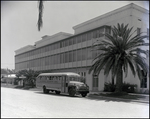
[104,82,116,92]
[122,82,137,93]
[104,81,137,93]
[13,78,18,85]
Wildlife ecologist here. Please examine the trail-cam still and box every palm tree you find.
[16,69,40,87]
[37,0,44,31]
[89,23,149,93]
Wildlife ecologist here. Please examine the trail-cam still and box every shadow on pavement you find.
[34,91,82,98]
[85,94,149,104]
[14,85,33,90]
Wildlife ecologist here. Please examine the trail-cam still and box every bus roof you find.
[38,72,81,77]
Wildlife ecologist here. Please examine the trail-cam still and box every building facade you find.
[15,3,149,93]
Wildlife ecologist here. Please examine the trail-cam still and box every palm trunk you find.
[112,77,114,85]
[115,62,123,93]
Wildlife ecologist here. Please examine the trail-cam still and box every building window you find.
[92,49,98,59]
[60,53,63,63]
[82,48,87,60]
[77,35,82,43]
[65,52,69,63]
[82,34,87,42]
[93,74,98,90]
[57,54,60,64]
[87,47,92,59]
[72,50,77,62]
[87,32,92,41]
[69,38,73,46]
[65,39,69,47]
[140,70,147,88]
[60,41,62,48]
[147,28,149,40]
[69,51,73,62]
[105,26,111,34]
[77,49,82,61]
[93,31,97,38]
[137,28,141,36]
[73,37,76,44]
[57,42,60,49]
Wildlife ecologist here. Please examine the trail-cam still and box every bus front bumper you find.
[76,90,89,95]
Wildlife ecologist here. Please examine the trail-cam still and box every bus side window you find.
[41,76,44,80]
[52,76,54,81]
[43,76,46,80]
[54,76,56,81]
[58,76,61,81]
[62,76,64,81]
[60,76,62,81]
[38,76,41,80]
[49,76,51,80]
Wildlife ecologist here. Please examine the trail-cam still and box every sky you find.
[1,1,149,70]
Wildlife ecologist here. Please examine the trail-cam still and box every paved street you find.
[1,87,149,118]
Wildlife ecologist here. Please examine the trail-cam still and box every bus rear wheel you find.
[81,93,87,97]
[43,86,49,94]
[69,88,76,97]
[55,91,60,94]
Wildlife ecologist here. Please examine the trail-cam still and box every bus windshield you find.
[69,76,84,82]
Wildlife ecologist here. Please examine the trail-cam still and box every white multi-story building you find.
[15,3,149,93]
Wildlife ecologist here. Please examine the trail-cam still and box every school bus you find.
[36,72,89,97]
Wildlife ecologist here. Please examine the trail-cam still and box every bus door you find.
[61,76,66,93]
[65,76,68,93]
[61,76,69,93]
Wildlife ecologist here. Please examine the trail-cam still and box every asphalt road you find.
[1,87,149,118]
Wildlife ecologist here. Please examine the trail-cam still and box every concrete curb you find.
[88,94,149,104]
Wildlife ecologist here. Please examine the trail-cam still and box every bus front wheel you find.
[55,91,60,94]
[81,93,87,97]
[69,88,76,97]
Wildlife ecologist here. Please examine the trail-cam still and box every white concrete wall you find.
[98,70,105,91]
[86,70,92,91]
[35,32,73,48]
[15,45,36,55]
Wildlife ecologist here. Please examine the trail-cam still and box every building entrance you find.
[92,74,98,91]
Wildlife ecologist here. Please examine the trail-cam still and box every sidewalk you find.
[88,91,149,104]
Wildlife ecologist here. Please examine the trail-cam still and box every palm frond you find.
[104,57,115,77]
[37,0,44,31]
[122,58,128,77]
[126,56,136,77]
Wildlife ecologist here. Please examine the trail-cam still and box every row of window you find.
[15,47,100,69]
[38,76,82,82]
[16,26,110,60]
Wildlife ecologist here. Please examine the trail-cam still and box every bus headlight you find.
[76,85,79,90]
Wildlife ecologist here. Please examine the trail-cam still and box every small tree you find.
[16,69,40,87]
